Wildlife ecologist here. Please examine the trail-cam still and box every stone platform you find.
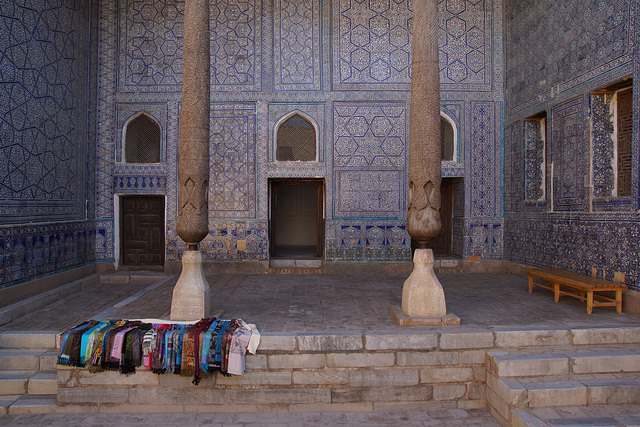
[1,271,640,425]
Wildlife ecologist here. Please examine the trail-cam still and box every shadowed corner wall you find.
[0,1,101,289]
[502,0,640,292]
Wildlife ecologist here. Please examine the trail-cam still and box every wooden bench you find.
[525,267,627,314]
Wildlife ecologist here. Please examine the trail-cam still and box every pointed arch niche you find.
[440,112,458,163]
[123,112,162,163]
[274,111,319,162]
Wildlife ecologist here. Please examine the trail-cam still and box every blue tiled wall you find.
[503,0,640,291]
[93,0,505,265]
[0,1,98,287]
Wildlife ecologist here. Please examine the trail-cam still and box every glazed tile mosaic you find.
[2,0,638,295]
[503,0,639,291]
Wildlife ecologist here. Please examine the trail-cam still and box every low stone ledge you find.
[259,334,297,351]
[439,330,494,350]
[570,326,640,345]
[364,332,438,350]
[493,328,570,348]
[297,334,363,351]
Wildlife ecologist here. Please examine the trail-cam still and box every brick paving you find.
[1,272,639,333]
[0,407,501,426]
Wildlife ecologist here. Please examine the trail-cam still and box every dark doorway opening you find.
[412,178,454,257]
[121,195,165,266]
[270,179,324,258]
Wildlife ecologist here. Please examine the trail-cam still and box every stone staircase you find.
[0,331,59,414]
[486,344,640,426]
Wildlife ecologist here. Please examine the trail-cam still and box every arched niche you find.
[440,112,458,162]
[124,112,161,163]
[274,111,319,162]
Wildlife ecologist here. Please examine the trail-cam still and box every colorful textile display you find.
[57,318,260,385]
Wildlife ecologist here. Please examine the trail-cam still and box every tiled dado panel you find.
[505,212,640,292]
[0,220,111,289]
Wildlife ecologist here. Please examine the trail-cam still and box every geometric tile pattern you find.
[0,1,88,223]
[551,98,587,211]
[119,0,185,91]
[333,102,407,219]
[0,220,106,289]
[590,92,616,198]
[324,220,410,262]
[335,170,404,218]
[469,101,499,217]
[505,0,634,117]
[100,0,505,266]
[211,0,262,91]
[210,104,257,219]
[333,0,413,89]
[333,0,493,91]
[523,119,545,201]
[505,212,640,292]
[274,0,321,91]
[119,0,262,92]
[333,103,406,168]
[504,1,639,290]
[438,0,492,91]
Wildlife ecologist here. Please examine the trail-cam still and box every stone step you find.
[488,373,640,410]
[0,370,58,396]
[269,259,322,269]
[0,331,58,350]
[27,371,57,395]
[0,372,31,395]
[6,394,57,415]
[0,349,58,371]
[487,349,640,378]
[512,404,640,427]
[0,395,21,415]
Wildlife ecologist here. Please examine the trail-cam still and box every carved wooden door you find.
[121,196,165,266]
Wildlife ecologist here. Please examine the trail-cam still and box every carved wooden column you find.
[399,0,450,320]
[171,0,211,320]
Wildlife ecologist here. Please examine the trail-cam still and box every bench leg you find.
[616,289,622,314]
[587,291,593,314]
[528,276,533,293]
[553,283,560,303]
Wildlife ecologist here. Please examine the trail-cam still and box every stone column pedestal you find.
[392,249,460,326]
[170,250,211,321]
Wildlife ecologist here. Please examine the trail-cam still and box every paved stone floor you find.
[2,272,639,333]
[1,271,639,425]
[0,407,500,426]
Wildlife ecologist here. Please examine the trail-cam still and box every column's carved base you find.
[396,248,459,326]
[170,250,211,321]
